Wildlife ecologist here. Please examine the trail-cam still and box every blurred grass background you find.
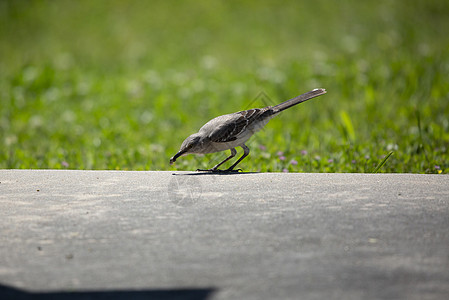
[0,0,448,172]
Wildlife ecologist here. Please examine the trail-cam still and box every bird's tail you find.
[273,88,326,113]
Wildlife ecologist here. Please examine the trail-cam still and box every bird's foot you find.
[196,168,243,173]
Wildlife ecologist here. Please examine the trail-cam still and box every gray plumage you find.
[170,88,327,172]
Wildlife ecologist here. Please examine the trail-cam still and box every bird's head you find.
[170,133,203,165]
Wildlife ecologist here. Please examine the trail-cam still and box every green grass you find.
[1,0,448,173]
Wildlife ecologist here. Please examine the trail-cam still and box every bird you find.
[170,88,327,172]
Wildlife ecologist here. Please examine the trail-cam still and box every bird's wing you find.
[204,108,270,143]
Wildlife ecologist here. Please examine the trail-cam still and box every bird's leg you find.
[225,144,249,172]
[197,148,237,172]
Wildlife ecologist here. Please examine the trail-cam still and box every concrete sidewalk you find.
[1,170,448,299]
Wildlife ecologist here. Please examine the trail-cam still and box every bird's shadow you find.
[172,170,260,176]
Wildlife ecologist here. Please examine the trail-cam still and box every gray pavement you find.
[0,170,448,299]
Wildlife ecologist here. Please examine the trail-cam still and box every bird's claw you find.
[196,168,243,173]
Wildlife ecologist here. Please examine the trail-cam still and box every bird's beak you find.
[170,149,187,165]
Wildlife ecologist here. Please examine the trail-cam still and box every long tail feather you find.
[273,88,326,112]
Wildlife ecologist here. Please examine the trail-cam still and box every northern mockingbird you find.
[170,88,327,172]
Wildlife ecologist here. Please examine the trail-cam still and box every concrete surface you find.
[0,170,448,300]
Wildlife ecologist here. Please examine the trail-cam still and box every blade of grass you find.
[415,108,430,163]
[339,110,356,142]
[372,151,394,173]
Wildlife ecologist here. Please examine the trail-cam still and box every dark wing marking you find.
[209,108,272,143]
